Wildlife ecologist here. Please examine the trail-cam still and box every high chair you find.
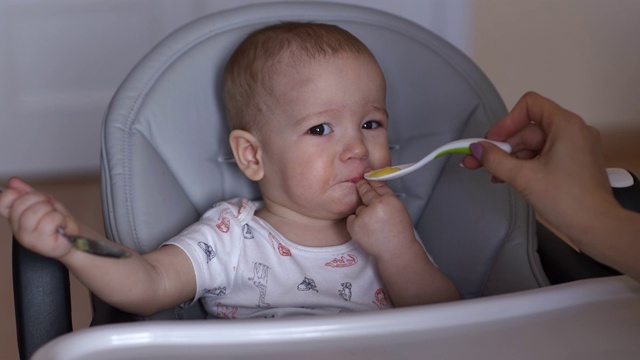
[13,2,640,359]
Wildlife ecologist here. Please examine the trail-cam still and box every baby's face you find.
[257,54,390,220]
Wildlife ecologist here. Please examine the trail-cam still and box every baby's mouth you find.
[346,168,371,184]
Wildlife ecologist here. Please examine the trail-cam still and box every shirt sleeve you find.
[162,199,255,305]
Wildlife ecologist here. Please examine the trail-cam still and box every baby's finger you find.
[356,180,379,205]
[1,178,39,218]
[346,213,357,232]
[48,195,74,219]
[14,200,58,235]
[0,187,19,218]
[367,180,395,197]
[8,192,51,231]
[354,205,366,216]
[8,177,35,194]
[33,210,67,240]
[19,210,71,257]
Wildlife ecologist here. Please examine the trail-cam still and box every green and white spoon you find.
[365,138,511,181]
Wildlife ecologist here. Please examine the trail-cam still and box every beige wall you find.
[470,0,640,175]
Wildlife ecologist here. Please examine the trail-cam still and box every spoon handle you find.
[56,227,130,258]
[365,138,511,181]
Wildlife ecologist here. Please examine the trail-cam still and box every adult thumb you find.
[470,141,522,185]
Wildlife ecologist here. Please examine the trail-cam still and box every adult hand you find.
[463,92,640,281]
[462,92,618,238]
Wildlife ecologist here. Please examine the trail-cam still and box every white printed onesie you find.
[164,198,392,319]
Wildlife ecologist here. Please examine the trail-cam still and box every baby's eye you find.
[308,123,333,136]
[362,120,382,130]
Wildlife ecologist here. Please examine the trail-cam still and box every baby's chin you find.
[324,181,363,216]
[333,193,362,216]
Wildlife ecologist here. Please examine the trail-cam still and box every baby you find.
[0,22,458,319]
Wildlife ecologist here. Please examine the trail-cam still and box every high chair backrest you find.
[101,2,549,319]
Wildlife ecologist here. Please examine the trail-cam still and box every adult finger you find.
[488,92,580,143]
[462,123,543,170]
[484,92,543,141]
[503,123,546,158]
[470,141,532,191]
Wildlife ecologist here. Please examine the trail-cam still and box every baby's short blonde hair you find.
[222,22,377,133]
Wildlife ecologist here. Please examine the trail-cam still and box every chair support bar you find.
[12,238,72,360]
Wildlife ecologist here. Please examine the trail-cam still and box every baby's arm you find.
[346,180,459,307]
[0,178,196,316]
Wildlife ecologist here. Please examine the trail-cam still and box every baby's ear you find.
[229,130,264,181]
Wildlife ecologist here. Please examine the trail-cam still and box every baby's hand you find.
[346,180,416,260]
[0,178,77,259]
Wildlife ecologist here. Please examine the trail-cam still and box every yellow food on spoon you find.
[367,166,401,178]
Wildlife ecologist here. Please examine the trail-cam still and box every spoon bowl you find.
[365,138,511,181]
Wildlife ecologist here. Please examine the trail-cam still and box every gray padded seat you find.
[101,2,549,320]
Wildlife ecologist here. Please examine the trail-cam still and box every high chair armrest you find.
[610,168,640,212]
[12,238,72,360]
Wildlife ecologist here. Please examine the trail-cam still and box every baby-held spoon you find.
[0,186,130,259]
[365,138,511,181]
[56,228,131,259]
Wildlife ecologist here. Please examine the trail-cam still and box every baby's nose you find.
[341,137,368,161]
